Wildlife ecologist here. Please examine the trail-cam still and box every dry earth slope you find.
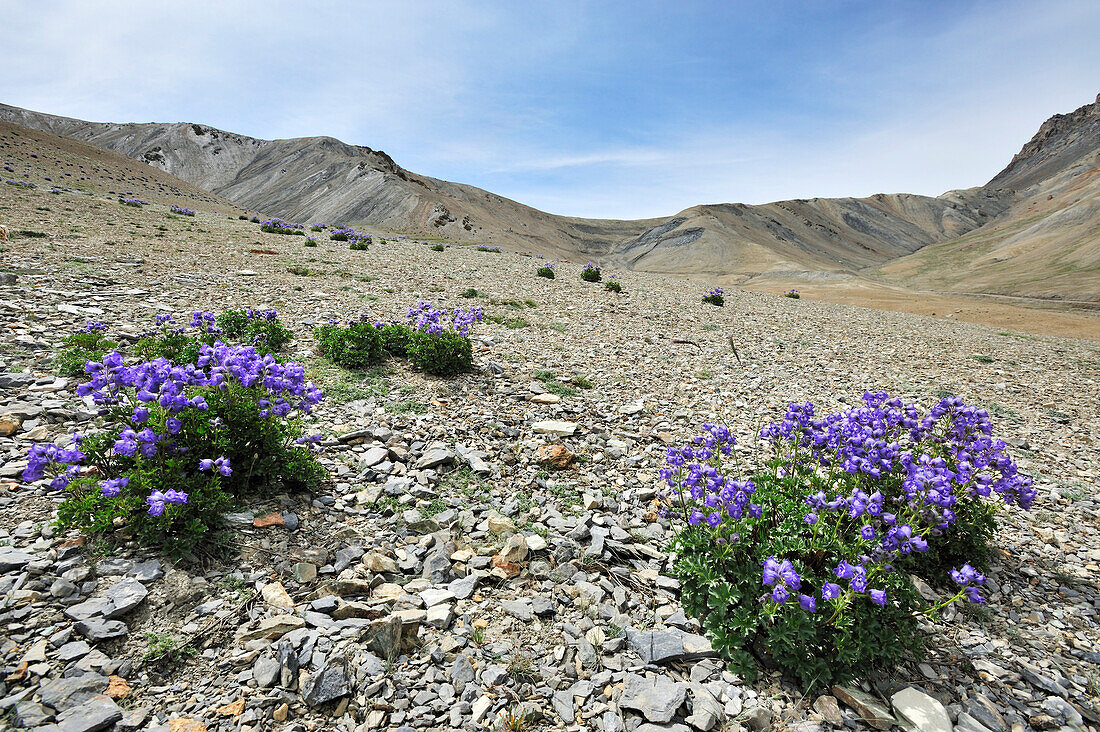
[0,103,1003,277]
[2,94,1098,302]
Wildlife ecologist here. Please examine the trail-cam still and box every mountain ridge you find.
[1,95,1097,300]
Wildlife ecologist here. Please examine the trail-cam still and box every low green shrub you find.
[580,262,601,282]
[536,265,556,279]
[430,244,445,252]
[215,309,293,355]
[314,321,385,369]
[702,287,724,306]
[408,328,472,377]
[55,323,117,377]
[29,344,324,556]
[381,323,413,356]
[665,393,1035,688]
[605,277,622,293]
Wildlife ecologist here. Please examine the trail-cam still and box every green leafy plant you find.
[536,265,556,279]
[580,262,601,282]
[605,277,622,293]
[314,321,385,369]
[666,393,1034,688]
[430,244,445,252]
[36,342,325,557]
[55,324,117,377]
[407,328,472,377]
[461,288,482,298]
[380,323,413,356]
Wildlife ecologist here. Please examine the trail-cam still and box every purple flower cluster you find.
[26,341,322,517]
[120,197,148,206]
[406,300,484,337]
[661,424,761,529]
[707,287,723,298]
[665,392,1032,617]
[761,392,1035,509]
[260,218,302,234]
[330,227,371,245]
[76,341,322,420]
[23,441,85,490]
[80,321,107,333]
[476,245,502,253]
[583,262,601,272]
[5,179,36,188]
[170,205,196,216]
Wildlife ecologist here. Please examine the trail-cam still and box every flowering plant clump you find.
[310,223,325,232]
[313,319,385,369]
[666,392,1033,688]
[404,301,483,376]
[170,205,196,216]
[120,198,148,207]
[536,263,556,279]
[476,245,502,253]
[314,303,483,377]
[581,262,602,282]
[27,343,325,555]
[784,289,801,299]
[304,237,318,247]
[330,227,371,248]
[260,218,304,235]
[430,244,445,252]
[605,275,622,293]
[55,321,118,377]
[133,309,293,365]
[6,179,37,189]
[702,287,724,306]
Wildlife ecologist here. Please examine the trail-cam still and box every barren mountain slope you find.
[0,120,250,215]
[877,94,1100,302]
[0,103,993,275]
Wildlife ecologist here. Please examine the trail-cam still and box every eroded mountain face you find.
[2,93,1097,300]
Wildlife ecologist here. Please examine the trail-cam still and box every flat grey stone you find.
[254,655,280,688]
[128,560,163,582]
[619,673,687,723]
[501,599,533,622]
[301,663,349,706]
[104,577,148,617]
[891,687,951,732]
[55,694,122,732]
[0,549,35,572]
[74,618,129,641]
[626,627,717,664]
[38,673,110,710]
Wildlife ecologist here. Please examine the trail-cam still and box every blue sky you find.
[2,0,1098,218]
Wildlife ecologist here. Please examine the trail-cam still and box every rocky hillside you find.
[878,95,1100,302]
[1,178,1099,731]
[2,93,1098,300]
[0,104,999,277]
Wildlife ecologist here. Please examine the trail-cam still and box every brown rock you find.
[216,697,246,717]
[253,512,285,527]
[832,686,895,731]
[491,555,522,578]
[813,695,844,726]
[106,675,132,699]
[0,415,21,437]
[499,534,529,563]
[537,443,575,469]
[273,703,289,722]
[261,582,295,610]
[168,720,207,732]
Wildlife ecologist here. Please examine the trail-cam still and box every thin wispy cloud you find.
[1,0,1097,218]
